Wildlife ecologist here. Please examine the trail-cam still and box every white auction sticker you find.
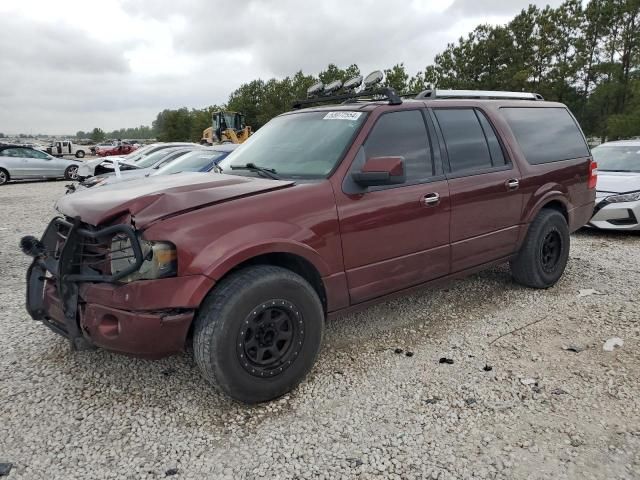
[323,112,362,120]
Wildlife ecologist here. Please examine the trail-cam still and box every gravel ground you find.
[1,180,639,480]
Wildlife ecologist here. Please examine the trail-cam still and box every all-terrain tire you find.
[510,209,570,289]
[193,265,324,404]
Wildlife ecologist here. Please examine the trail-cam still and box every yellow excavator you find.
[201,111,252,145]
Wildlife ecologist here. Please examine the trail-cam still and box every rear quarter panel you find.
[484,101,595,237]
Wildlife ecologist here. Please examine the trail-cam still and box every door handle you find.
[422,192,440,206]
[506,179,519,190]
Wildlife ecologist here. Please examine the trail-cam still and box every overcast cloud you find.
[0,0,562,134]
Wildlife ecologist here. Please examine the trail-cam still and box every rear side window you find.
[0,148,25,157]
[364,110,434,180]
[501,107,589,164]
[434,109,506,174]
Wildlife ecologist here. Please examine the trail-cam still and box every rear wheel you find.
[75,150,85,158]
[193,265,324,404]
[64,165,79,180]
[0,168,9,185]
[510,209,570,288]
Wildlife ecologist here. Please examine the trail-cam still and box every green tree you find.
[383,64,409,92]
[90,128,106,142]
[152,108,192,141]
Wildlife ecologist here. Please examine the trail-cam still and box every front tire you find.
[64,165,79,180]
[510,209,570,288]
[193,265,324,404]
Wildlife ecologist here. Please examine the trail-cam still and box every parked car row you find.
[77,144,237,190]
[78,142,197,178]
[14,80,639,404]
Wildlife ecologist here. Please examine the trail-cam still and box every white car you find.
[589,140,640,230]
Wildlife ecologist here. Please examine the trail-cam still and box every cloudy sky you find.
[0,0,563,135]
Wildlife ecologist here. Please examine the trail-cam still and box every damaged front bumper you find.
[23,217,208,358]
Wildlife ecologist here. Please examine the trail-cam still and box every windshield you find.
[154,150,226,175]
[218,111,366,178]
[592,145,640,172]
[135,149,183,168]
[122,143,157,161]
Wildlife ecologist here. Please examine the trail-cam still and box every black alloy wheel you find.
[237,300,304,378]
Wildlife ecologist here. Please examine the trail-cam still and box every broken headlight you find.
[110,235,177,283]
[605,191,640,203]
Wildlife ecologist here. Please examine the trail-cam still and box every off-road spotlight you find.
[363,70,384,88]
[343,75,363,90]
[307,82,324,97]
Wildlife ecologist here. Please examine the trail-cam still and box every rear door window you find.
[501,107,589,164]
[434,108,504,174]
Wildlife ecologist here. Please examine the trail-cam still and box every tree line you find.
[82,0,639,143]
[77,126,155,143]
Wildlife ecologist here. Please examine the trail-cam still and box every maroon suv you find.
[22,86,596,403]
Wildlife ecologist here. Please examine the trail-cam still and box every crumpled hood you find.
[596,172,640,195]
[57,172,295,228]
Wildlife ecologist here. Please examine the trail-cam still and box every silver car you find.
[589,140,640,230]
[0,145,81,185]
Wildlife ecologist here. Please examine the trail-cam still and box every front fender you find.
[180,221,333,280]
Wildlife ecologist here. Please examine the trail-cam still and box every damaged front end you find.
[21,216,196,357]
[22,216,145,350]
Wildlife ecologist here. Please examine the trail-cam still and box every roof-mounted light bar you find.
[416,89,544,101]
[293,70,402,109]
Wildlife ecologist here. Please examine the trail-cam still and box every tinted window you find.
[435,109,493,173]
[501,107,589,164]
[364,110,433,180]
[476,111,506,166]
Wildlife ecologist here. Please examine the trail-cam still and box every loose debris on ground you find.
[1,182,639,479]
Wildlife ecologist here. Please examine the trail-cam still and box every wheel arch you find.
[212,251,328,315]
[524,191,570,225]
[517,192,570,250]
[186,251,329,345]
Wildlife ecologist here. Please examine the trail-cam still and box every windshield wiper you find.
[229,163,279,179]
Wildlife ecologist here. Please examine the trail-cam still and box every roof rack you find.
[292,70,403,109]
[416,89,544,101]
[292,87,402,109]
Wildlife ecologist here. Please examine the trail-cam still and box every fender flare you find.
[204,239,332,282]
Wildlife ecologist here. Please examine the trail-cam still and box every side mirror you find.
[351,156,405,187]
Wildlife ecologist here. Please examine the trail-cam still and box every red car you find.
[97,143,138,157]
[22,85,595,404]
